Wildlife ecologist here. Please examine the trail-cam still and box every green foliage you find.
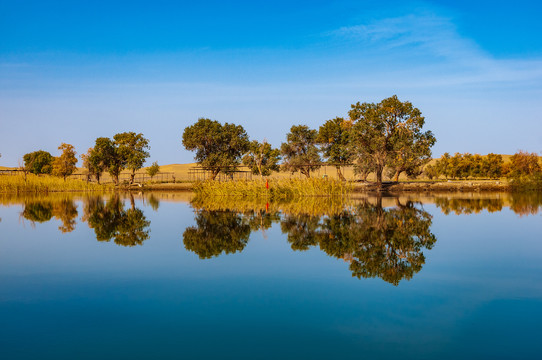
[242,140,281,177]
[188,196,437,285]
[114,132,150,184]
[146,161,160,179]
[91,137,118,184]
[23,150,53,175]
[182,118,250,180]
[349,95,434,186]
[84,195,150,246]
[183,210,251,259]
[52,143,78,180]
[280,125,321,178]
[317,117,354,180]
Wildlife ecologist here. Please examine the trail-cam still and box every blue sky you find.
[1,0,541,166]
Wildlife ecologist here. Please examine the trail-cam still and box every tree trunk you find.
[376,166,383,189]
[336,166,346,181]
[393,170,401,182]
[210,169,219,180]
[130,171,135,185]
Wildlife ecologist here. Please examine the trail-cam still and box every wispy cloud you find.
[328,13,542,87]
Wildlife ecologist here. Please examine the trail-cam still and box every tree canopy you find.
[317,117,353,181]
[52,143,78,181]
[146,161,160,179]
[280,125,321,178]
[23,150,53,175]
[182,118,250,180]
[242,140,281,178]
[114,132,150,184]
[349,95,434,186]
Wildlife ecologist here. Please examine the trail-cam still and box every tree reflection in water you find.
[83,194,150,246]
[183,210,251,259]
[22,198,78,233]
[186,196,437,285]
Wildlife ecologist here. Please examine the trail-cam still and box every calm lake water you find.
[1,191,541,359]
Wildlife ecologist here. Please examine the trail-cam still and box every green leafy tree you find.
[182,118,250,180]
[146,161,160,181]
[387,128,436,181]
[92,137,122,184]
[317,117,354,181]
[349,95,434,187]
[242,140,281,178]
[52,143,77,181]
[114,132,150,184]
[281,125,321,178]
[23,150,53,174]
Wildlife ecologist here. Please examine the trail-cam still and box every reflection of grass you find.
[191,195,356,216]
[0,174,112,193]
[194,178,352,198]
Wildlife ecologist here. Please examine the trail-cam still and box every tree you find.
[317,117,354,181]
[242,140,281,179]
[23,150,53,174]
[349,95,435,187]
[91,137,121,184]
[146,161,160,181]
[482,153,503,179]
[508,151,541,178]
[281,125,321,178]
[387,127,435,182]
[424,164,438,180]
[114,132,150,184]
[182,118,250,180]
[434,152,451,179]
[52,143,77,181]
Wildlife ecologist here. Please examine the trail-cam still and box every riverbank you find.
[138,179,511,193]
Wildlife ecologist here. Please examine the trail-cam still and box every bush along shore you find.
[0,174,113,193]
[193,178,352,198]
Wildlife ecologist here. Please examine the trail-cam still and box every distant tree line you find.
[425,151,541,180]
[21,132,153,185]
[182,95,436,187]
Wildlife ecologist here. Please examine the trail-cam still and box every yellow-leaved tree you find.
[52,143,78,181]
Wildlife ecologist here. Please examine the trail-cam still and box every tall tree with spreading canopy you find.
[242,140,281,179]
[52,143,77,181]
[23,150,53,174]
[387,128,436,181]
[349,95,435,187]
[93,137,123,185]
[281,125,321,178]
[114,132,150,184]
[182,118,250,180]
[317,117,353,181]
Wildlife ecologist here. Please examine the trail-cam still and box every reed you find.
[193,178,352,199]
[0,174,113,193]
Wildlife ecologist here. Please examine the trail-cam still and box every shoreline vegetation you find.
[1,173,541,194]
[0,173,113,194]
